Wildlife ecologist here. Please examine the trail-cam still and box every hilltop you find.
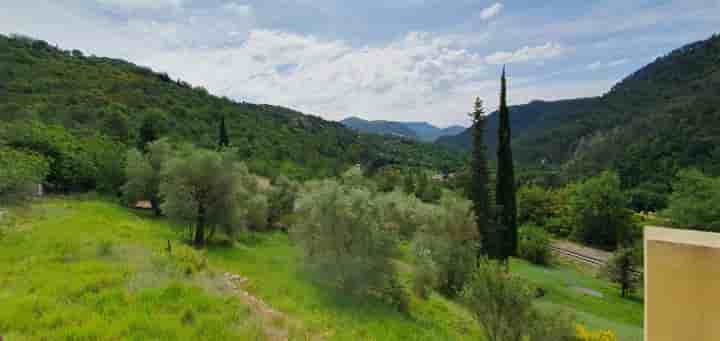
[0,34,463,180]
[437,34,720,191]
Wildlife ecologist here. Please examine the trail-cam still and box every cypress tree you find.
[218,115,230,148]
[469,98,497,259]
[496,66,518,261]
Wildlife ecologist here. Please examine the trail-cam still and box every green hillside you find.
[0,34,462,182]
[437,34,720,192]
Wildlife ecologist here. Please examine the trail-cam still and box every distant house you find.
[134,200,153,210]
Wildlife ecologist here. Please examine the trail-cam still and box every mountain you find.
[437,34,720,190]
[341,117,466,142]
[0,34,464,181]
[341,117,419,139]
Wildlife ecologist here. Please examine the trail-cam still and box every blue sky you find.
[1,0,719,126]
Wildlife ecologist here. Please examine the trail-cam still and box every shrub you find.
[291,180,401,301]
[412,193,478,297]
[462,260,576,341]
[172,244,208,275]
[517,225,552,266]
[96,239,114,257]
[575,324,619,341]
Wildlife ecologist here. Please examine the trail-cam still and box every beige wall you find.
[645,227,720,341]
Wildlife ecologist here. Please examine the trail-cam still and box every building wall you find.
[645,227,720,341]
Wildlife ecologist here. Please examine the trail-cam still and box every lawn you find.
[0,197,643,340]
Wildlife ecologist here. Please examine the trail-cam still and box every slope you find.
[341,116,466,142]
[437,34,720,189]
[0,34,463,180]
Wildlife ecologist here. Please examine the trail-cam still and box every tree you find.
[517,185,554,227]
[469,98,497,259]
[137,109,167,152]
[412,193,479,297]
[663,169,720,231]
[462,260,576,341]
[218,115,230,148]
[160,147,244,247]
[291,180,403,302]
[0,147,49,204]
[402,171,415,195]
[496,67,518,261]
[122,139,172,216]
[267,175,298,226]
[569,171,638,250]
[604,247,641,298]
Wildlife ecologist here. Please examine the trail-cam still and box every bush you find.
[411,193,478,297]
[291,180,401,301]
[462,260,576,341]
[663,169,720,231]
[575,324,619,341]
[517,225,552,266]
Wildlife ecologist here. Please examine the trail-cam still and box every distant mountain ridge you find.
[437,33,720,193]
[341,116,466,142]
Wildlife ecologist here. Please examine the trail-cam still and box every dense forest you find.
[0,34,463,185]
[438,34,720,209]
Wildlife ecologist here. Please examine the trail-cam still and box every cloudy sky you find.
[2,1,719,126]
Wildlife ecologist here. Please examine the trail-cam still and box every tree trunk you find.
[150,197,162,217]
[194,204,206,248]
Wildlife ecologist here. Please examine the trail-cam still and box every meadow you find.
[0,197,642,340]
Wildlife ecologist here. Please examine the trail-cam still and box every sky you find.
[1,1,719,127]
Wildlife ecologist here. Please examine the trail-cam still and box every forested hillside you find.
[438,34,720,199]
[341,117,466,142]
[0,34,462,182]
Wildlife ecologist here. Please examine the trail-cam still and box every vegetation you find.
[291,179,406,308]
[412,194,479,297]
[568,171,638,250]
[0,147,48,204]
[663,169,720,231]
[462,260,576,341]
[468,98,497,259]
[604,248,642,298]
[0,33,463,185]
[438,34,720,213]
[495,68,518,261]
[517,225,553,266]
[121,139,173,216]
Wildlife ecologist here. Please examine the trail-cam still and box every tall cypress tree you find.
[218,115,230,148]
[469,98,497,259]
[496,66,518,261]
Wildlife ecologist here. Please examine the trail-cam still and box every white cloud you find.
[140,30,491,125]
[485,42,567,65]
[95,0,183,10]
[587,58,628,70]
[479,2,503,20]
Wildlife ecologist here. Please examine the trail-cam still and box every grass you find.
[0,197,644,340]
[512,259,644,341]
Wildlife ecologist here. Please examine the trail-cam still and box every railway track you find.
[550,245,643,276]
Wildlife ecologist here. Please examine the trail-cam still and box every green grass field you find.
[0,197,643,340]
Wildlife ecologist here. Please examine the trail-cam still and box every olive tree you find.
[160,147,245,247]
[121,139,172,216]
[291,180,403,303]
[412,193,479,297]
